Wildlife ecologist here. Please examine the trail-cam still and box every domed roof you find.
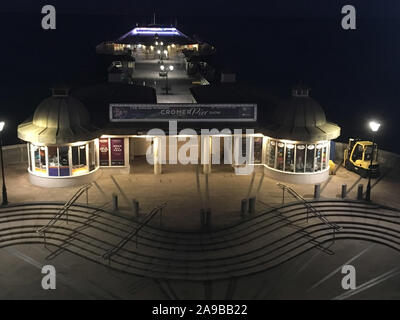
[18,88,98,144]
[265,85,340,141]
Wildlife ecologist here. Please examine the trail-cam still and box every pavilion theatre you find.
[17,24,340,188]
[17,84,340,188]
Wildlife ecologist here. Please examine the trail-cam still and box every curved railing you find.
[0,200,399,280]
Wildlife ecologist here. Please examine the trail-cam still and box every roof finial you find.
[51,84,69,97]
[153,12,156,25]
[291,83,310,97]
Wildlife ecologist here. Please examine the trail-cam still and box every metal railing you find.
[277,183,341,240]
[102,202,167,261]
[37,183,92,247]
[45,201,110,260]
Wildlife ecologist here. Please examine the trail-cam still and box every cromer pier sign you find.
[109,103,257,122]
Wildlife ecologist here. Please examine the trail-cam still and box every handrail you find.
[277,183,341,232]
[37,184,92,241]
[45,201,110,260]
[102,202,167,260]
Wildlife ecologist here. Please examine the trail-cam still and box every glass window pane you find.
[364,145,378,161]
[306,144,315,172]
[296,145,305,172]
[322,146,327,170]
[315,144,322,171]
[267,140,276,167]
[72,146,79,165]
[285,144,295,172]
[48,146,59,176]
[276,142,284,171]
[254,137,262,164]
[72,145,88,175]
[89,141,96,171]
[79,145,87,165]
[352,144,363,161]
[34,148,40,169]
[33,145,47,174]
[59,146,70,176]
[40,148,46,167]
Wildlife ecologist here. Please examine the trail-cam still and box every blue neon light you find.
[131,27,180,36]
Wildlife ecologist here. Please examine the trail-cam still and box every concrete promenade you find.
[0,158,399,299]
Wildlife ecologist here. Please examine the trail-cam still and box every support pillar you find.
[112,193,118,211]
[132,199,139,218]
[341,184,347,199]
[357,184,364,200]
[241,199,248,217]
[314,184,321,199]
[249,197,256,214]
[202,136,212,174]
[153,137,162,175]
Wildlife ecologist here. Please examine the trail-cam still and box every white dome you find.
[18,91,98,145]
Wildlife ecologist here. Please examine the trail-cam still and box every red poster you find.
[111,138,125,166]
[99,138,109,166]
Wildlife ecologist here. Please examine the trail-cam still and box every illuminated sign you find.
[131,27,180,36]
[99,138,109,166]
[110,138,125,166]
[109,104,257,122]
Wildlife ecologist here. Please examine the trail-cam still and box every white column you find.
[202,136,212,174]
[124,137,129,167]
[153,137,162,175]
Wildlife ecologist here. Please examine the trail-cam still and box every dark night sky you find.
[1,0,399,18]
[0,0,399,152]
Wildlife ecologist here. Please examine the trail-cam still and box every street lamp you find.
[365,120,381,201]
[0,121,8,206]
[160,65,174,94]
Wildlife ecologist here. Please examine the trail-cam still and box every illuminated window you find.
[33,145,47,174]
[72,145,88,175]
[315,144,323,171]
[88,141,96,171]
[276,142,284,171]
[296,145,305,172]
[322,145,328,170]
[285,144,295,172]
[59,146,70,176]
[306,144,315,172]
[48,146,59,176]
[254,137,263,164]
[267,140,276,168]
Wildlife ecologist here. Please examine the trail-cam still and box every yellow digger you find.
[344,138,380,178]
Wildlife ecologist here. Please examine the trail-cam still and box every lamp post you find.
[160,64,174,95]
[0,121,8,206]
[365,120,381,201]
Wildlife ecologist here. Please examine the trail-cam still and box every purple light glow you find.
[131,27,180,36]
